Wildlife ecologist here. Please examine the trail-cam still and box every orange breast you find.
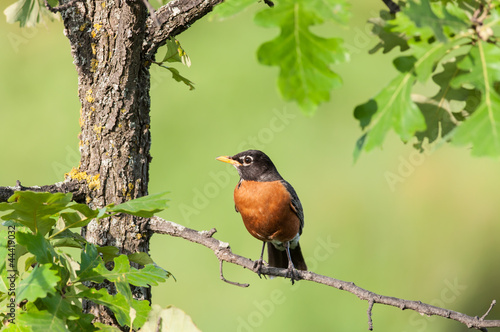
[234,180,300,243]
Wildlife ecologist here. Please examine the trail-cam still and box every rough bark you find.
[59,0,152,326]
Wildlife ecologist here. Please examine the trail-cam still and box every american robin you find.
[216,150,307,284]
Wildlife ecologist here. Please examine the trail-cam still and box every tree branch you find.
[0,179,86,203]
[148,216,500,331]
[381,0,400,14]
[143,0,224,59]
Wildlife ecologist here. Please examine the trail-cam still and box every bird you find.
[216,149,307,284]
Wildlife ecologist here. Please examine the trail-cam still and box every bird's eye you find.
[243,156,253,165]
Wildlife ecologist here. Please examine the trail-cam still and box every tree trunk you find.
[60,0,152,327]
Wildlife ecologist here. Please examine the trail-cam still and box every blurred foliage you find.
[0,191,173,331]
[356,0,500,158]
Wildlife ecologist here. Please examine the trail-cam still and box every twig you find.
[219,260,249,288]
[381,0,400,14]
[367,299,375,330]
[44,0,80,13]
[481,300,497,320]
[148,216,500,331]
[140,0,161,27]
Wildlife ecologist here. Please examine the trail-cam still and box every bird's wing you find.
[280,180,304,235]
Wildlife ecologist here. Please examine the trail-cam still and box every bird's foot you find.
[253,258,267,279]
[286,264,300,285]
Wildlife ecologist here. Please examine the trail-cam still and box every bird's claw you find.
[253,259,267,279]
[286,265,300,285]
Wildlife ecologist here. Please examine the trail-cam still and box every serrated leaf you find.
[108,191,169,218]
[17,264,60,303]
[140,305,201,332]
[255,0,349,113]
[451,42,500,156]
[0,191,72,236]
[16,231,57,264]
[4,0,58,28]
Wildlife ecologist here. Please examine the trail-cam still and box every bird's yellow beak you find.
[216,155,241,166]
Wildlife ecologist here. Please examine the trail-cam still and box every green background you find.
[1,1,500,331]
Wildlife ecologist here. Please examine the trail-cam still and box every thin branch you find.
[219,260,249,288]
[140,0,161,27]
[368,299,375,330]
[148,216,500,331]
[143,0,224,59]
[0,179,86,203]
[381,0,400,14]
[482,300,497,321]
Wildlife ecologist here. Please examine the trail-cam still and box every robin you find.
[216,150,307,284]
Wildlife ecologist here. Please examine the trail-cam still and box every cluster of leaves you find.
[156,37,195,90]
[354,0,500,159]
[213,0,351,113]
[0,191,198,331]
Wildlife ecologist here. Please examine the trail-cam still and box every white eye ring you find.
[242,156,253,166]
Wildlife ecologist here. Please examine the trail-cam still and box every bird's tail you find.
[267,242,307,271]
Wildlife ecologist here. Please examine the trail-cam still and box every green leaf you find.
[160,66,195,90]
[369,10,409,54]
[451,42,500,156]
[130,299,151,330]
[107,192,169,218]
[13,311,67,332]
[0,191,73,236]
[161,37,191,67]
[79,288,131,327]
[17,264,60,303]
[413,57,477,149]
[403,0,467,42]
[4,0,58,28]
[255,0,349,113]
[50,229,86,249]
[77,243,104,282]
[140,305,201,332]
[40,293,81,321]
[92,255,169,287]
[97,245,120,263]
[128,252,154,266]
[93,323,122,332]
[16,231,57,264]
[354,71,425,157]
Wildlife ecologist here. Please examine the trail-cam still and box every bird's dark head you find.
[216,150,282,182]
